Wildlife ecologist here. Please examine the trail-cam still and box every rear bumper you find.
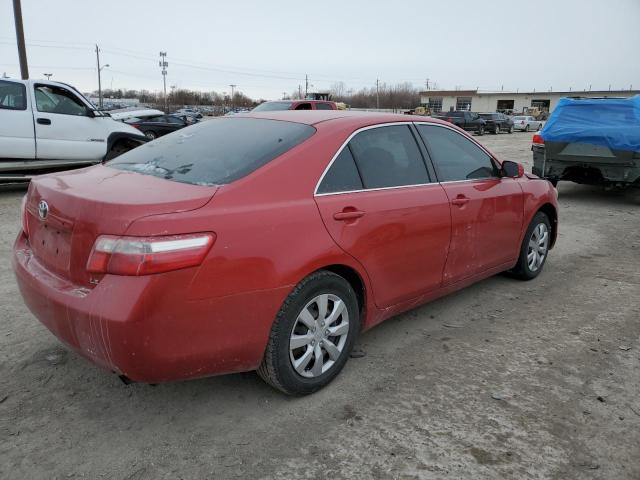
[13,232,290,383]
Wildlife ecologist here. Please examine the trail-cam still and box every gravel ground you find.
[1,130,639,479]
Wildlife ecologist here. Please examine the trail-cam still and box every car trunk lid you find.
[25,165,217,287]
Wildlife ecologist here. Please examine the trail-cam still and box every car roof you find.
[235,110,450,129]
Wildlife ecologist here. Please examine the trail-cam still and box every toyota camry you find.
[13,111,558,395]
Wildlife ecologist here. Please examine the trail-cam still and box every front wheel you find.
[144,130,157,140]
[511,212,551,280]
[258,271,359,395]
[104,141,133,161]
[525,124,530,132]
[477,125,484,136]
[508,125,514,134]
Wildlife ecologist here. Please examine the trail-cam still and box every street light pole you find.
[95,45,103,109]
[12,0,29,79]
[44,73,52,80]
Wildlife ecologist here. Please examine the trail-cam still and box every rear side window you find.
[317,147,363,194]
[348,125,429,189]
[417,125,497,182]
[252,101,292,112]
[0,80,27,110]
[315,103,334,110]
[108,118,315,186]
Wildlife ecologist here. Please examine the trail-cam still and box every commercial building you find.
[419,88,640,114]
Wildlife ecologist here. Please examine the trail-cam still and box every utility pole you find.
[425,78,430,90]
[282,92,287,100]
[96,45,102,109]
[229,84,237,109]
[13,0,29,79]
[298,84,302,99]
[376,78,380,109]
[159,52,168,112]
[305,74,309,98]
[44,73,52,80]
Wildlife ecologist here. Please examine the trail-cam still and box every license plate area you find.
[30,222,72,273]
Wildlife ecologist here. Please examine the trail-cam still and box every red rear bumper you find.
[13,232,290,383]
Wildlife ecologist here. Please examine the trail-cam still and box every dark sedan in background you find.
[479,113,514,134]
[127,114,197,140]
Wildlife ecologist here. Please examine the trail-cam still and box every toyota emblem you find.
[38,200,49,220]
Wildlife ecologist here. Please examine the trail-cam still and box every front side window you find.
[294,103,312,110]
[317,147,363,194]
[348,125,429,189]
[417,125,497,182]
[35,85,88,116]
[108,117,315,186]
[315,103,334,110]
[0,80,27,110]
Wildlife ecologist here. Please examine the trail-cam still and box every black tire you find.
[525,124,530,132]
[104,141,132,161]
[493,125,500,134]
[144,130,157,140]
[477,125,484,136]
[508,125,514,134]
[257,271,359,395]
[537,123,542,131]
[511,212,551,280]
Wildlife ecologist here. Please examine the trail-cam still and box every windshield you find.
[252,101,293,112]
[108,117,315,186]
[479,114,496,119]
[513,116,525,120]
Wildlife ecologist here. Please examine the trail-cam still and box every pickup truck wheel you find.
[144,131,157,140]
[477,126,484,136]
[104,141,132,161]
[510,212,551,281]
[493,125,500,134]
[508,125,514,134]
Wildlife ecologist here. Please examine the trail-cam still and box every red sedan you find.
[13,111,558,395]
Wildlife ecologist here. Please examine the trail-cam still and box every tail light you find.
[532,134,545,147]
[130,123,140,129]
[20,195,29,238]
[446,117,452,123]
[86,233,215,276]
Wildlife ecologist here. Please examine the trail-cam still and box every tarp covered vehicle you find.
[532,96,640,188]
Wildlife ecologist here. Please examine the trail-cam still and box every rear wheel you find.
[144,130,157,140]
[493,124,500,134]
[511,212,551,280]
[258,271,359,395]
[477,125,484,136]
[508,125,514,134]
[525,124,530,132]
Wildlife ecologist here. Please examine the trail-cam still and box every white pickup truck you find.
[0,77,146,182]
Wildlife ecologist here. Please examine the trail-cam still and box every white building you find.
[420,89,640,114]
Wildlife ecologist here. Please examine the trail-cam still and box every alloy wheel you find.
[289,294,349,378]
[527,223,549,272]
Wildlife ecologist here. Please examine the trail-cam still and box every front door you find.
[416,123,524,285]
[32,84,105,161]
[315,124,451,308]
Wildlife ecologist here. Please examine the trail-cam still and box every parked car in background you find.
[513,115,543,132]
[126,114,192,139]
[0,78,146,182]
[479,112,514,134]
[532,96,640,189]
[174,108,203,119]
[252,100,338,111]
[14,111,558,395]
[432,111,487,135]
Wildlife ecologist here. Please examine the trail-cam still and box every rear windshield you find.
[479,113,497,119]
[513,116,525,120]
[108,117,315,185]
[252,101,292,112]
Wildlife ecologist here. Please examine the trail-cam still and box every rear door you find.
[32,83,105,161]
[0,79,35,159]
[416,123,523,284]
[315,124,451,308]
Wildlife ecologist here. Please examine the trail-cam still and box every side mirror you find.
[501,160,524,178]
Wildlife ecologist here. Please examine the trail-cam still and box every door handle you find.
[333,209,365,221]
[37,118,51,125]
[451,195,469,207]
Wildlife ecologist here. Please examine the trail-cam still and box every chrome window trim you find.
[313,121,435,196]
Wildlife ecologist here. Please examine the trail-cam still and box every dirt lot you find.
[1,131,639,480]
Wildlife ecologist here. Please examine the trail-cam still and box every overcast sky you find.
[1,0,639,99]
